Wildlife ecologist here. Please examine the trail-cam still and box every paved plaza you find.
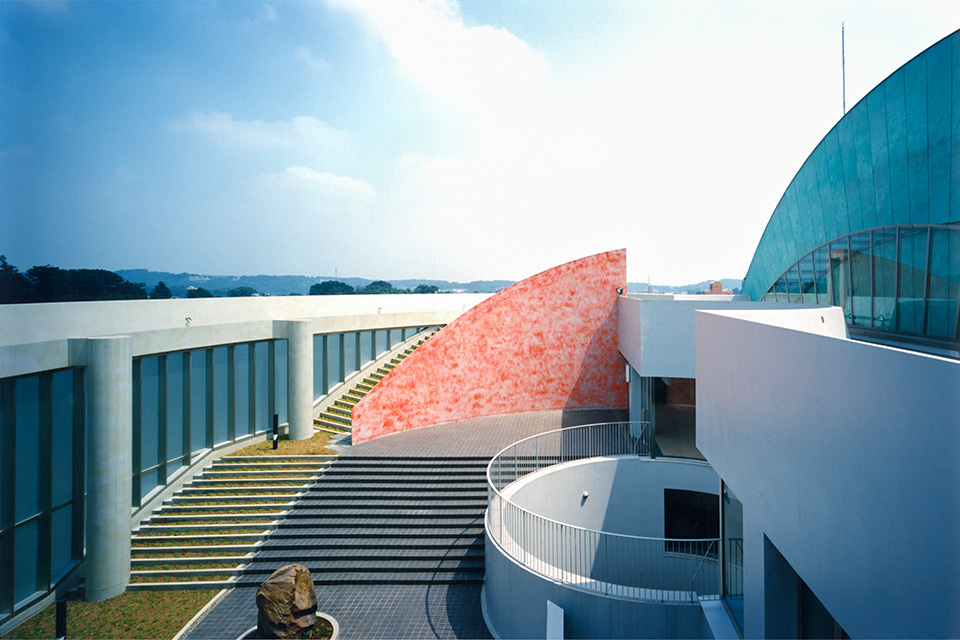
[185,408,625,639]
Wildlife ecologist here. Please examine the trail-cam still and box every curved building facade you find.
[743,30,960,347]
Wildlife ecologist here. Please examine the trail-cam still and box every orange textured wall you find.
[352,249,628,443]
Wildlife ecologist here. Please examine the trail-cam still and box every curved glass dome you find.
[743,30,960,313]
[761,224,959,344]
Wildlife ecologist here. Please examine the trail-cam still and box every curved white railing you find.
[486,422,720,603]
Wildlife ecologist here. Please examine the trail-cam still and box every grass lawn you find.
[227,431,340,457]
[6,590,219,640]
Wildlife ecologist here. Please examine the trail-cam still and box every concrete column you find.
[85,336,132,602]
[286,320,314,440]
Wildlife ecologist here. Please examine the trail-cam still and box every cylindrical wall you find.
[85,336,133,602]
[286,320,314,440]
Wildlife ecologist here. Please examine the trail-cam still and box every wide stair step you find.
[128,454,332,588]
[237,453,489,586]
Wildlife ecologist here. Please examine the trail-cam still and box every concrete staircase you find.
[128,455,336,589]
[236,456,489,586]
[126,330,447,590]
[313,331,437,435]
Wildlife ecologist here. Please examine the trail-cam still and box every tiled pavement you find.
[342,408,626,459]
[185,408,626,640]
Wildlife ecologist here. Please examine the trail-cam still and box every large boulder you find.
[256,564,318,639]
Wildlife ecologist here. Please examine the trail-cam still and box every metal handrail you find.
[486,422,720,603]
[689,539,718,597]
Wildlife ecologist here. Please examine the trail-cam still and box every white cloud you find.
[296,46,331,73]
[169,112,350,153]
[262,4,277,21]
[326,0,550,126]
[256,166,376,205]
[324,0,960,284]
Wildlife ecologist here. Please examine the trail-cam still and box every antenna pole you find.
[842,22,846,115]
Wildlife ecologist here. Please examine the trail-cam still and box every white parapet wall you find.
[617,295,840,379]
[0,293,490,377]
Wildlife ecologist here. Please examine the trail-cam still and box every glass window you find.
[50,371,74,509]
[166,354,185,464]
[344,332,358,375]
[13,520,39,604]
[313,335,325,398]
[873,228,898,331]
[897,227,928,334]
[813,245,830,303]
[212,347,229,445]
[254,342,270,432]
[235,345,250,436]
[798,254,818,304]
[15,376,40,523]
[722,482,744,633]
[328,334,342,385]
[784,265,802,303]
[140,357,160,470]
[375,329,388,356]
[140,469,159,501]
[849,232,872,328]
[50,504,73,583]
[925,228,960,339]
[274,340,287,426]
[167,457,183,477]
[773,275,787,297]
[829,240,852,322]
[359,331,373,366]
[190,350,207,453]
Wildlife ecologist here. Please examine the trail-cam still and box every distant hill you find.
[116,269,741,298]
[116,270,514,297]
[627,278,743,295]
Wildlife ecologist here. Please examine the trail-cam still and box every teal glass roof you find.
[743,29,960,301]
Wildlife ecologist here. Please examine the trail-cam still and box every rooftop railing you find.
[486,422,720,603]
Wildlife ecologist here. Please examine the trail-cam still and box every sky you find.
[2,1,958,285]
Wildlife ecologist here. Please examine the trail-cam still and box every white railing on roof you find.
[486,422,720,603]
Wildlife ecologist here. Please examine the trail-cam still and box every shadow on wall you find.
[351,249,630,443]
[564,302,626,410]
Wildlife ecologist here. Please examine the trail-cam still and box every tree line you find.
[309,280,439,295]
[0,257,442,304]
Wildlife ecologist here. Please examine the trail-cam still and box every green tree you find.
[26,265,70,302]
[310,280,355,295]
[358,280,395,295]
[227,286,258,297]
[0,256,31,303]
[69,269,146,300]
[150,281,173,299]
[187,287,213,298]
[414,284,439,294]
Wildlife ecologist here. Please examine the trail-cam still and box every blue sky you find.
[2,1,958,284]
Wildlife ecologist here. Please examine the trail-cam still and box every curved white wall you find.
[507,456,718,538]
[485,457,718,639]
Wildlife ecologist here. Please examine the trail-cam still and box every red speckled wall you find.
[352,249,628,443]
